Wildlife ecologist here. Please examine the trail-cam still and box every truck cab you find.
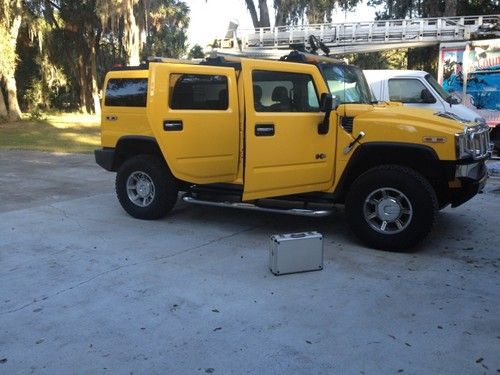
[363,69,483,123]
[95,52,491,251]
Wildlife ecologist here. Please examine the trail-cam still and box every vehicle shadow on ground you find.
[165,187,497,264]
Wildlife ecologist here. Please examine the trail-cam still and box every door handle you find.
[106,115,117,121]
[163,120,183,131]
[255,124,274,136]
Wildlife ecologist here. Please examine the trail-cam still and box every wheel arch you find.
[334,142,446,204]
[113,136,166,171]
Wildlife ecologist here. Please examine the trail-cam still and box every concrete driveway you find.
[1,151,499,374]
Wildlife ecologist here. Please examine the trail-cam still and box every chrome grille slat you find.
[466,124,491,160]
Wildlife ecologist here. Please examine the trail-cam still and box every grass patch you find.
[0,113,100,154]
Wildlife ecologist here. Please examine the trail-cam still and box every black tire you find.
[115,155,178,220]
[345,165,438,251]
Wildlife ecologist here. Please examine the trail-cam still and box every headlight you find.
[455,124,491,160]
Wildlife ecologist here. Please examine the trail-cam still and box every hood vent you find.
[341,116,354,133]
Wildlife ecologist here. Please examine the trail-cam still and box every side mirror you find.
[320,93,332,112]
[319,93,339,112]
[420,89,436,104]
[318,93,339,135]
[446,94,461,105]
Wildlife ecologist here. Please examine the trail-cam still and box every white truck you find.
[364,69,482,123]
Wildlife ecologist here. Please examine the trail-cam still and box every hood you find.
[356,104,466,135]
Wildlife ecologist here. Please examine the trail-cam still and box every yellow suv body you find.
[96,52,491,250]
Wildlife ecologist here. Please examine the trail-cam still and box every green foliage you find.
[15,23,75,113]
[408,45,439,77]
[346,49,408,70]
[273,0,361,26]
[368,0,500,19]
[142,0,190,59]
[188,44,205,59]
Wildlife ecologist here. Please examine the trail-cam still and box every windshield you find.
[320,63,373,104]
[425,74,451,101]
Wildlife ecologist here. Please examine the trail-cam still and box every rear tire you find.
[116,155,178,220]
[345,165,437,251]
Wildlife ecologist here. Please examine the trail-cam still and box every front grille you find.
[467,124,491,160]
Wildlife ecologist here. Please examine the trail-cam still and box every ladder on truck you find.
[216,14,500,55]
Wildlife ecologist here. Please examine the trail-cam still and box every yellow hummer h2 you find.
[95,51,491,250]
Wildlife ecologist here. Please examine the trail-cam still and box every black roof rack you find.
[200,56,242,69]
[109,63,149,71]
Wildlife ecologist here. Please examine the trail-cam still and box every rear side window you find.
[105,78,148,107]
[169,74,228,110]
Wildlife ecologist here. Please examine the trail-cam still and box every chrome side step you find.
[182,194,332,217]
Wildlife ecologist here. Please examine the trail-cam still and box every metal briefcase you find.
[269,232,324,275]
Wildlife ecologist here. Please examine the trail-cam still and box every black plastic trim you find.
[95,148,115,171]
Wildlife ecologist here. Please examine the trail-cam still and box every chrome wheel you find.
[363,187,413,234]
[126,171,155,207]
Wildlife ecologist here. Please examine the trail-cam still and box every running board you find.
[182,194,332,217]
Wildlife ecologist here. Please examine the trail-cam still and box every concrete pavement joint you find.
[0,223,264,316]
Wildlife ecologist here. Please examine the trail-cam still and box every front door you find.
[147,63,239,184]
[241,59,336,201]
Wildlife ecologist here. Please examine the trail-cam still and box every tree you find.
[368,0,500,19]
[242,0,362,28]
[142,0,190,59]
[0,0,23,121]
[0,24,16,120]
[97,0,143,66]
[188,44,205,59]
[245,0,270,27]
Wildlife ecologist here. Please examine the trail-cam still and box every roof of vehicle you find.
[363,70,429,79]
[107,51,346,73]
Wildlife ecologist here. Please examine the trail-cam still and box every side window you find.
[252,70,319,112]
[169,74,228,110]
[105,78,147,107]
[388,79,434,104]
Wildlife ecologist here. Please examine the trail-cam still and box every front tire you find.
[345,165,437,251]
[116,155,178,220]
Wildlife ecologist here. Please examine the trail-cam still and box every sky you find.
[184,0,379,49]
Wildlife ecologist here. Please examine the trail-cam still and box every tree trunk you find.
[274,0,287,27]
[84,66,93,114]
[90,35,101,115]
[0,84,8,120]
[6,2,22,121]
[5,75,21,121]
[125,0,141,66]
[77,52,88,114]
[443,0,457,16]
[245,0,260,28]
[258,0,270,28]
[423,0,441,17]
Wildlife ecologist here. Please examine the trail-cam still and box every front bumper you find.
[449,158,488,207]
[95,148,115,171]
